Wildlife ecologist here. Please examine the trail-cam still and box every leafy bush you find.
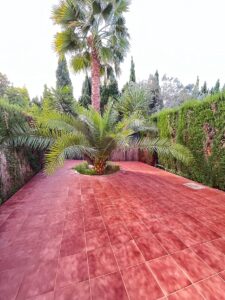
[151,92,225,190]
[73,162,97,175]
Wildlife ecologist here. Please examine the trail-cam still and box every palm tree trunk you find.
[91,48,101,111]
[94,159,106,175]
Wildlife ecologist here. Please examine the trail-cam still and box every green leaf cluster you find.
[151,92,225,190]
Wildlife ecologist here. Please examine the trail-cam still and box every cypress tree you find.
[149,70,163,113]
[101,72,119,111]
[79,75,92,108]
[201,81,208,95]
[192,76,200,98]
[56,57,72,89]
[213,79,220,94]
[55,57,74,113]
[31,96,41,108]
[129,56,136,83]
[0,72,10,97]
[121,57,136,93]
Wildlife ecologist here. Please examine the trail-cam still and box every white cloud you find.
[0,0,225,99]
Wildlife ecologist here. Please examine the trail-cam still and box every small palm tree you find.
[52,0,130,111]
[116,83,151,118]
[2,101,193,175]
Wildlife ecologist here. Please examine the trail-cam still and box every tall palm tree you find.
[1,100,193,175]
[52,0,130,111]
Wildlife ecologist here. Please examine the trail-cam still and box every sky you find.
[0,0,225,99]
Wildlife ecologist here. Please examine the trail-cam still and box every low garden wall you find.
[111,149,139,161]
[151,92,225,190]
[0,148,41,203]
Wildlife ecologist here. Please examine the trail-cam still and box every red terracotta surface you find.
[195,275,225,299]
[0,160,225,299]
[168,285,204,299]
[122,263,164,300]
[148,255,191,295]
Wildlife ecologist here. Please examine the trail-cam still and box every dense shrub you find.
[151,92,225,190]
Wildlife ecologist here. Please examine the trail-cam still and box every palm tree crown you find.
[52,0,130,111]
[1,99,193,175]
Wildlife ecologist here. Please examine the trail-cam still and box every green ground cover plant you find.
[73,161,120,175]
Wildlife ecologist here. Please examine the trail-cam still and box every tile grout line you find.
[130,235,168,298]
[81,178,93,300]
[145,249,225,298]
[89,176,225,298]
[93,185,132,300]
[52,186,69,299]
[127,212,225,298]
[145,262,168,298]
[2,162,225,299]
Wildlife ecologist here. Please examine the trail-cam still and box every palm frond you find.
[138,138,193,165]
[6,126,61,151]
[71,52,91,73]
[116,83,150,117]
[44,132,93,174]
[54,30,82,55]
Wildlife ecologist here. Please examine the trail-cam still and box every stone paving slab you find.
[0,161,225,299]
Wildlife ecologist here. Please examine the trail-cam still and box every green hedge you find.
[151,92,225,190]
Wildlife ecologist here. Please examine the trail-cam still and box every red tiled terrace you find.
[0,161,225,299]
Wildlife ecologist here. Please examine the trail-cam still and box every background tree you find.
[122,56,136,93]
[213,79,220,94]
[0,72,10,97]
[6,86,30,107]
[129,56,136,83]
[31,96,41,107]
[116,83,150,118]
[201,81,208,96]
[79,75,92,108]
[52,0,130,111]
[161,75,194,108]
[42,85,56,112]
[192,76,200,99]
[222,84,225,92]
[55,56,74,114]
[54,86,75,114]
[101,72,119,112]
[148,70,163,113]
[56,56,73,89]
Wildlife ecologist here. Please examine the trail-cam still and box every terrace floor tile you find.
[195,275,225,300]
[121,263,164,300]
[90,272,128,300]
[135,234,167,261]
[168,285,204,300]
[112,240,144,269]
[172,248,215,282]
[56,252,88,289]
[0,160,225,299]
[87,246,118,278]
[149,255,191,295]
[154,231,187,253]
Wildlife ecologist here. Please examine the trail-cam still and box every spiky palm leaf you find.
[136,137,193,166]
[116,83,151,117]
[1,100,193,175]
